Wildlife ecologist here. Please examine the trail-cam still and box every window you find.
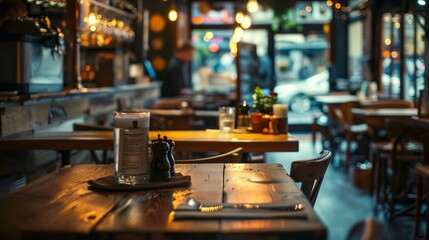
[380,13,425,100]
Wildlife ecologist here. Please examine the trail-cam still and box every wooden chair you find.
[148,109,195,130]
[339,99,415,173]
[175,147,243,164]
[331,104,369,172]
[148,98,196,130]
[151,98,190,109]
[311,112,331,149]
[370,119,424,218]
[289,150,332,206]
[414,164,429,240]
[385,124,423,219]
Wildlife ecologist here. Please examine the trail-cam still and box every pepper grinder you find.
[164,136,176,177]
[150,134,171,181]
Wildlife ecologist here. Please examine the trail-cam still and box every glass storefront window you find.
[293,1,332,24]
[191,2,235,25]
[190,1,331,115]
[274,34,329,112]
[191,29,270,93]
[381,13,426,100]
[348,20,364,92]
[191,29,235,93]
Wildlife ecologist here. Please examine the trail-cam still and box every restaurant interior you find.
[0,0,429,239]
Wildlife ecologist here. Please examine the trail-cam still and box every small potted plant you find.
[252,86,277,115]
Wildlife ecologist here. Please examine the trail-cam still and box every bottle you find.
[237,101,250,129]
[418,89,429,118]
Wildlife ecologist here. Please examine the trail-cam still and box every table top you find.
[147,109,218,117]
[314,95,358,105]
[1,164,327,239]
[351,108,418,117]
[351,108,417,128]
[0,130,299,153]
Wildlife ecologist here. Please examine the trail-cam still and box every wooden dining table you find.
[351,108,418,128]
[0,163,327,240]
[314,95,358,106]
[0,130,299,165]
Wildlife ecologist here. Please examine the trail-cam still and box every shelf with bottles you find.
[80,0,136,47]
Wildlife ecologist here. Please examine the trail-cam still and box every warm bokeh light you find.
[241,15,252,29]
[323,23,330,33]
[384,38,391,45]
[234,26,243,38]
[382,50,391,58]
[208,43,219,53]
[326,0,333,7]
[235,11,244,24]
[391,51,398,58]
[383,15,390,22]
[232,32,242,43]
[335,3,341,9]
[246,0,259,13]
[395,22,400,28]
[88,13,96,25]
[305,5,312,12]
[168,9,178,22]
[203,31,213,42]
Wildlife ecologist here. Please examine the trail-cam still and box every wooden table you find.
[0,131,299,165]
[0,164,327,240]
[314,95,358,106]
[0,130,298,153]
[351,108,417,128]
[314,95,360,129]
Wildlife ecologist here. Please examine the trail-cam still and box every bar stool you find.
[371,123,424,219]
[414,164,429,240]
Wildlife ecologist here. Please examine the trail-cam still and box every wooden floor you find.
[266,132,418,240]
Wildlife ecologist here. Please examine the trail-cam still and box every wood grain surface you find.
[0,130,299,153]
[1,164,326,240]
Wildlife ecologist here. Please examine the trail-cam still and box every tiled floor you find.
[266,132,418,240]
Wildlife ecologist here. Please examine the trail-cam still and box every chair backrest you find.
[289,150,332,206]
[176,147,243,164]
[332,107,347,133]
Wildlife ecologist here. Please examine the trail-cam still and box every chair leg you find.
[345,132,352,173]
[372,150,380,212]
[311,122,317,146]
[414,173,422,239]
